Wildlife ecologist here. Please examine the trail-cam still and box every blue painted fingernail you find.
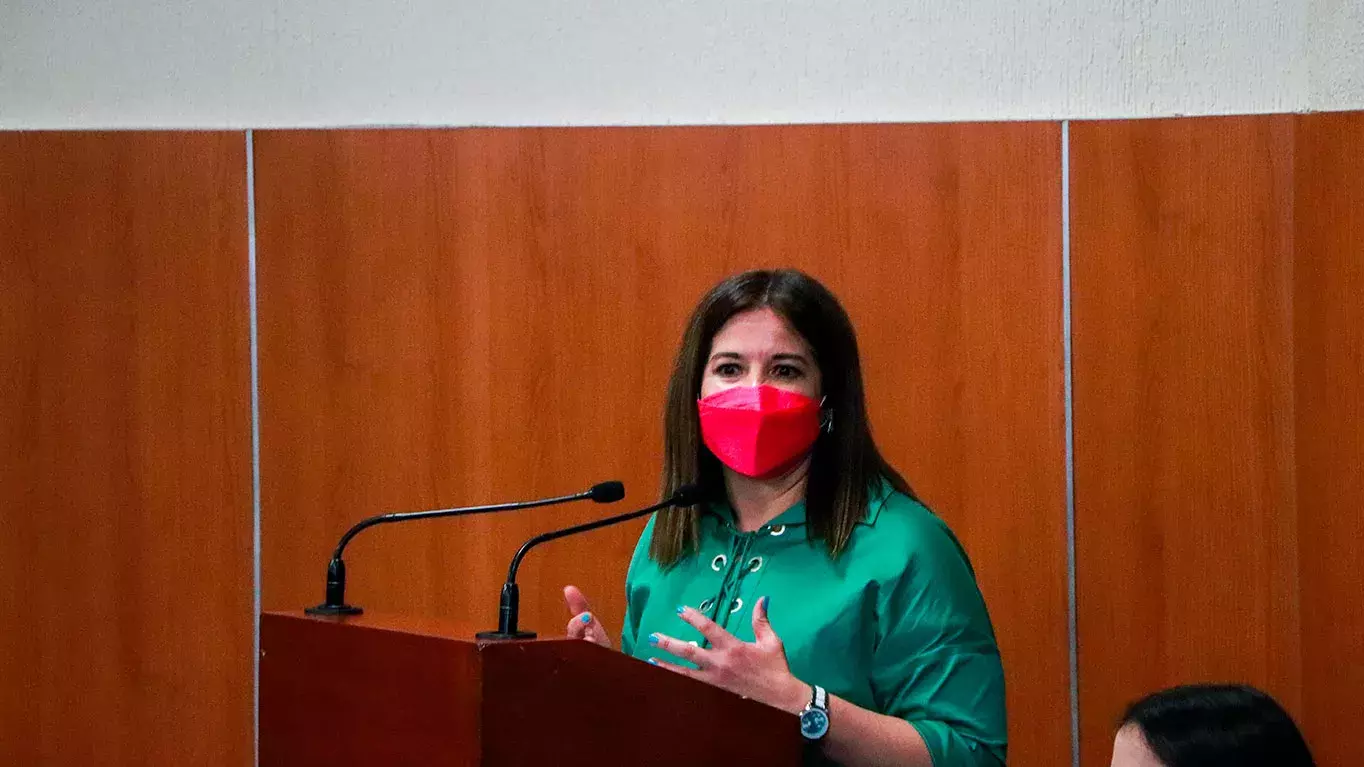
[648,632,661,645]
[581,613,592,624]
[676,605,686,614]
[760,595,770,611]
[648,657,659,665]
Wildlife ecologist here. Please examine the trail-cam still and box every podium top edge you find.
[262,609,570,645]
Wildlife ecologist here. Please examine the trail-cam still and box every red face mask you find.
[697,385,821,479]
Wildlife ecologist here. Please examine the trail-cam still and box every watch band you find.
[811,684,827,711]
[799,684,831,741]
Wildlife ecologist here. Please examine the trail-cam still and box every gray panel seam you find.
[246,129,262,767]
[1061,119,1080,767]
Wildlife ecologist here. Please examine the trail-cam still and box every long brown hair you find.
[652,269,915,566]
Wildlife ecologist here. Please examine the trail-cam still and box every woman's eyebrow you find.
[706,350,810,364]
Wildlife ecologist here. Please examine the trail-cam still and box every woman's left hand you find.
[647,595,811,715]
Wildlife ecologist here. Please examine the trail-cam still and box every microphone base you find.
[475,629,537,641]
[305,603,364,616]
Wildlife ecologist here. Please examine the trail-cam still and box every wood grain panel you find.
[255,123,1067,766]
[260,611,802,766]
[0,133,252,765]
[1294,111,1364,767]
[1071,116,1301,766]
[480,629,802,766]
[261,613,483,767]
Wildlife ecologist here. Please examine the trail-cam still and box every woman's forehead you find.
[710,308,810,355]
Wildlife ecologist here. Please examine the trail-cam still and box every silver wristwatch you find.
[798,684,830,741]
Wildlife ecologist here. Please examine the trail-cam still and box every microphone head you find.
[670,483,705,507]
[589,481,626,503]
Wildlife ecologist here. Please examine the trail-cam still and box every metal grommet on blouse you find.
[710,554,727,571]
[729,598,744,614]
[768,524,787,536]
[747,556,763,572]
[700,598,715,612]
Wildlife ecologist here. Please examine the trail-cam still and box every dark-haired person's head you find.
[1112,684,1315,767]
[652,268,914,564]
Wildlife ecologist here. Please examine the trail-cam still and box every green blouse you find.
[621,486,1007,767]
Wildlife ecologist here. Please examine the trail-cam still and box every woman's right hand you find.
[563,584,612,648]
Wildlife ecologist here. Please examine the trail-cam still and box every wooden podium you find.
[260,611,804,766]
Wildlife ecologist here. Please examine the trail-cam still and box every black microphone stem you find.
[504,505,655,585]
[479,485,701,640]
[306,481,623,617]
[332,491,591,561]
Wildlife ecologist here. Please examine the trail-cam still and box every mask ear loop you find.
[819,396,834,434]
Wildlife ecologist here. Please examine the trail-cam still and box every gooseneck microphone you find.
[477,483,704,640]
[305,481,625,616]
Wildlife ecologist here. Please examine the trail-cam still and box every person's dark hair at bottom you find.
[1114,683,1314,767]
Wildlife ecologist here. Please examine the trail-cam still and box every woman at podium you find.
[564,269,1006,767]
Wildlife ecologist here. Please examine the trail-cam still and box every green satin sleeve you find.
[869,504,1007,766]
[620,514,657,657]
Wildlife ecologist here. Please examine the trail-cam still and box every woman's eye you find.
[714,363,742,377]
[772,364,803,379]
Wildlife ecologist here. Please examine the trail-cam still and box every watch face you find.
[800,708,830,740]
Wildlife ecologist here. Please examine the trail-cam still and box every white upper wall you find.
[2,0,1361,129]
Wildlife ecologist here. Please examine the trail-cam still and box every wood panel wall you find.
[1293,111,1364,767]
[3,113,1360,767]
[1072,113,1364,766]
[0,133,253,765]
[253,123,1072,767]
